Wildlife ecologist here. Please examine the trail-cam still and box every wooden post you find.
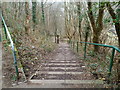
[57,35,59,44]
[73,41,75,50]
[77,42,79,53]
[55,35,56,43]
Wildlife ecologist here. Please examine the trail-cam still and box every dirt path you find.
[12,42,103,88]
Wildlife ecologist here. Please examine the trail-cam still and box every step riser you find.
[38,70,84,72]
[49,61,77,63]
[36,71,83,74]
[29,80,103,84]
[42,63,80,65]
[42,65,81,67]
[43,67,81,69]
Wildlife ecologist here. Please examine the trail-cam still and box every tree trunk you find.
[25,2,30,35]
[41,2,45,24]
[53,10,57,43]
[93,32,100,51]
[106,3,120,48]
[77,2,82,41]
[88,2,105,52]
[14,3,18,20]
[115,23,120,48]
[32,1,37,31]
[41,1,47,36]
[64,2,68,38]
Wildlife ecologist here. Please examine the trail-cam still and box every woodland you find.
[1,0,120,88]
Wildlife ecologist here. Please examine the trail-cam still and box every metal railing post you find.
[1,14,19,80]
[13,49,19,79]
[2,16,7,39]
[108,48,115,77]
[80,42,120,78]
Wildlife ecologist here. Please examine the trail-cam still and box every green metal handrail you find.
[69,40,120,78]
[1,14,19,79]
[80,42,120,52]
[80,42,120,77]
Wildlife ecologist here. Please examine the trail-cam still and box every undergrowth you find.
[2,30,57,86]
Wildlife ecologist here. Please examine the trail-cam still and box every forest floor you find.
[10,42,104,88]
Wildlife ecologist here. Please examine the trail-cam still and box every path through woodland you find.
[13,42,103,88]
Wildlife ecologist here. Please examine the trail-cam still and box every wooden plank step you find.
[36,71,83,74]
[42,63,80,65]
[42,65,81,67]
[43,67,82,69]
[49,61,77,63]
[31,73,86,80]
[29,80,103,84]
[39,68,84,72]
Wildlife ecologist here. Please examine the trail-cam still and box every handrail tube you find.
[80,42,120,53]
[1,14,19,79]
[1,15,14,50]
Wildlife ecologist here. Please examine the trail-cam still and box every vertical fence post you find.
[70,40,72,48]
[12,48,19,80]
[73,41,74,50]
[77,41,79,53]
[108,48,115,77]
[84,43,87,59]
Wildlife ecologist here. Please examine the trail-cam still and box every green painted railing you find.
[80,42,120,77]
[1,14,19,80]
[70,40,120,78]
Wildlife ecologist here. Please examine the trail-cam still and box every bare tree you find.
[88,2,105,52]
[106,3,120,48]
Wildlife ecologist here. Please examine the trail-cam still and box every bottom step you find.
[29,80,103,84]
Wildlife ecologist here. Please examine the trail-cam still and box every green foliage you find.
[88,51,96,57]
[104,18,111,23]
[11,74,17,81]
[41,39,56,53]
[6,8,11,13]
[106,56,111,60]
[89,63,98,69]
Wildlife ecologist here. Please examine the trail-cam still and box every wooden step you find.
[42,63,80,65]
[29,80,103,84]
[43,67,82,69]
[36,71,83,74]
